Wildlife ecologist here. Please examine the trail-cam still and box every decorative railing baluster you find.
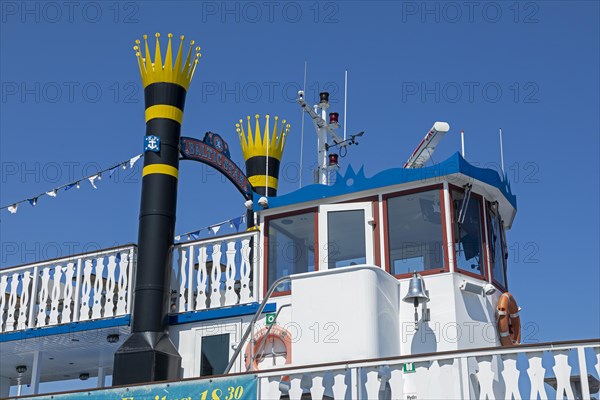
[36,267,50,327]
[210,244,223,307]
[177,246,188,313]
[105,256,117,318]
[62,262,75,323]
[195,246,208,311]
[0,275,8,331]
[0,245,136,334]
[187,244,195,310]
[224,240,237,306]
[17,270,32,330]
[5,273,18,332]
[48,266,62,325]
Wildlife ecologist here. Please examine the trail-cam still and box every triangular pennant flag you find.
[46,189,57,197]
[190,231,200,240]
[7,204,18,214]
[231,216,242,231]
[210,225,221,235]
[129,154,142,168]
[64,183,77,191]
[88,174,99,189]
[28,197,38,206]
[109,166,118,178]
[175,235,181,241]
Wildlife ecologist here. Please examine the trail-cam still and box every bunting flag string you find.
[175,214,246,242]
[0,154,143,215]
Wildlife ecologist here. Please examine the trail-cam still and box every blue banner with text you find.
[21,374,257,400]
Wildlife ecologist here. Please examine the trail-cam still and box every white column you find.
[0,376,11,397]
[443,182,455,272]
[576,347,590,400]
[97,367,106,388]
[30,351,42,394]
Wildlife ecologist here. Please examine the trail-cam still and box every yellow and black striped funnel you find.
[237,115,290,196]
[114,33,200,386]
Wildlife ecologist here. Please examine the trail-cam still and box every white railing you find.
[0,245,136,333]
[172,231,259,313]
[257,340,600,399]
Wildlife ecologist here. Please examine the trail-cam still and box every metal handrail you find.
[223,274,292,374]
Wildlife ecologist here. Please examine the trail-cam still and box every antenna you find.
[461,130,465,157]
[499,128,505,176]
[404,122,451,169]
[299,60,307,188]
[297,89,361,185]
[343,70,348,141]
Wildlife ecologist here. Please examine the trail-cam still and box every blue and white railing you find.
[0,230,260,335]
[172,231,259,313]
[0,245,135,334]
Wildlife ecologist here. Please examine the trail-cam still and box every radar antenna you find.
[404,122,451,169]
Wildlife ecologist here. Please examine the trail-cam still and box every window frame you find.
[486,201,508,292]
[382,184,450,279]
[339,195,381,267]
[448,184,489,281]
[263,207,319,297]
[318,201,375,270]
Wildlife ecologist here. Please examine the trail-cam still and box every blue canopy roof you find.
[254,152,517,211]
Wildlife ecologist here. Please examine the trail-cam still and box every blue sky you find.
[1,0,599,346]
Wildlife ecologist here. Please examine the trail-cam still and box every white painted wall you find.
[291,266,400,365]
[170,268,502,375]
[398,273,500,355]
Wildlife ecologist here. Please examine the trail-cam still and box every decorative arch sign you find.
[180,132,251,199]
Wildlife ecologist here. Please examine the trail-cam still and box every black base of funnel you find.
[113,331,181,385]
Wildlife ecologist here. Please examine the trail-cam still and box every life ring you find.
[496,292,521,346]
[245,325,292,371]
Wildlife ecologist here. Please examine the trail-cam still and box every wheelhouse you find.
[257,152,516,295]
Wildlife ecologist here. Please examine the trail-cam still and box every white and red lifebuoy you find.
[496,292,521,346]
[245,325,292,371]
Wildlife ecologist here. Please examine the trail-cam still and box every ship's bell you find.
[402,271,430,306]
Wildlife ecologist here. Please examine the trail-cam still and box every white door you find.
[318,202,375,270]
[193,319,241,377]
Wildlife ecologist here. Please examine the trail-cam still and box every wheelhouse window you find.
[487,203,507,288]
[452,189,485,276]
[266,211,316,291]
[326,209,366,268]
[386,189,445,276]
